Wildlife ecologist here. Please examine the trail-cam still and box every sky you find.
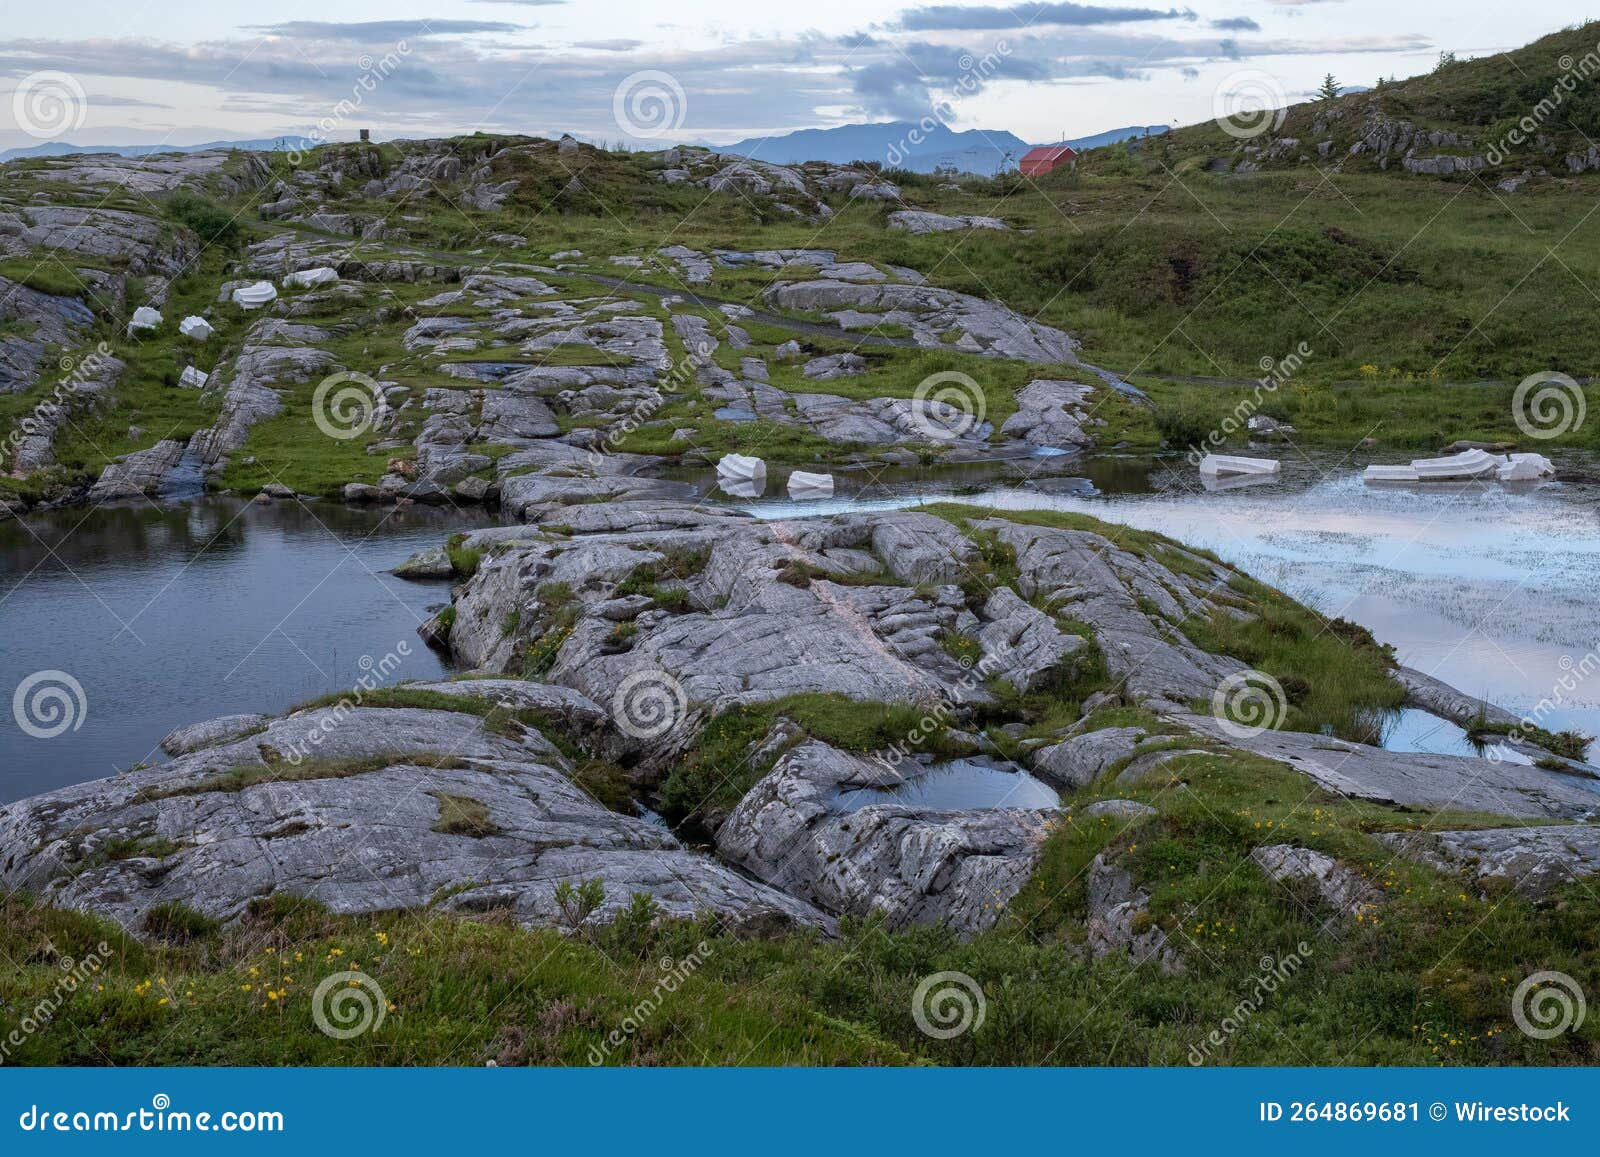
[0,0,1589,152]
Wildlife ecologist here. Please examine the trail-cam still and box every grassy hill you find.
[6,23,1600,506]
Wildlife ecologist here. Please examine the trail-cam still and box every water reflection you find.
[831,758,1059,813]
[0,496,489,801]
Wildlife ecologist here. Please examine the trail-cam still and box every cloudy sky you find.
[0,0,1585,151]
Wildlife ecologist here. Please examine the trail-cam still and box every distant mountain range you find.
[709,121,1169,174]
[0,137,317,164]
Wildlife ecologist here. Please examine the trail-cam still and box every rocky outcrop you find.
[716,740,1054,934]
[5,353,123,475]
[0,695,828,935]
[86,439,188,501]
[1183,712,1600,820]
[1393,665,1520,729]
[888,210,1008,235]
[188,320,337,474]
[1086,853,1184,973]
[447,505,1007,726]
[24,149,261,196]
[998,380,1099,449]
[1030,727,1150,790]
[762,280,1079,364]
[1377,825,1600,898]
[981,519,1244,710]
[1251,844,1381,919]
[0,206,194,276]
[0,276,96,396]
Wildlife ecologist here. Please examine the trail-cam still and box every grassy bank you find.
[4,741,1595,1066]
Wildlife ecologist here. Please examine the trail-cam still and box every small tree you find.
[1315,73,1341,101]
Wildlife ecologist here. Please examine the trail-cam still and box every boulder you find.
[716,740,1054,934]
[0,701,828,934]
[126,306,163,335]
[887,210,1008,235]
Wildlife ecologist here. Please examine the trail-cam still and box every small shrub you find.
[142,902,221,945]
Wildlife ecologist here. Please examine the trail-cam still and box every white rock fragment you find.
[716,453,766,497]
[1367,450,1556,484]
[178,365,209,390]
[1410,448,1499,480]
[1363,464,1419,483]
[1498,452,1555,481]
[1198,453,1279,477]
[178,315,213,341]
[283,266,339,289]
[126,306,162,335]
[787,470,834,500]
[231,281,278,310]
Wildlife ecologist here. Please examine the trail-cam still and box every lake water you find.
[0,497,487,802]
[709,449,1600,744]
[6,449,1598,803]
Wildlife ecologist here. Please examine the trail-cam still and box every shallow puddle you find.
[831,757,1060,813]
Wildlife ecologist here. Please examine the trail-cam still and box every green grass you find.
[7,738,1600,1065]
[658,692,978,826]
[429,792,502,838]
[1181,577,1405,741]
[1136,376,1600,452]
[0,257,104,298]
[143,752,468,800]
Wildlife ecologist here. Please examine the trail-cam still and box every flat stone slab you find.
[0,699,827,936]
[1378,824,1600,897]
[1181,713,1600,820]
